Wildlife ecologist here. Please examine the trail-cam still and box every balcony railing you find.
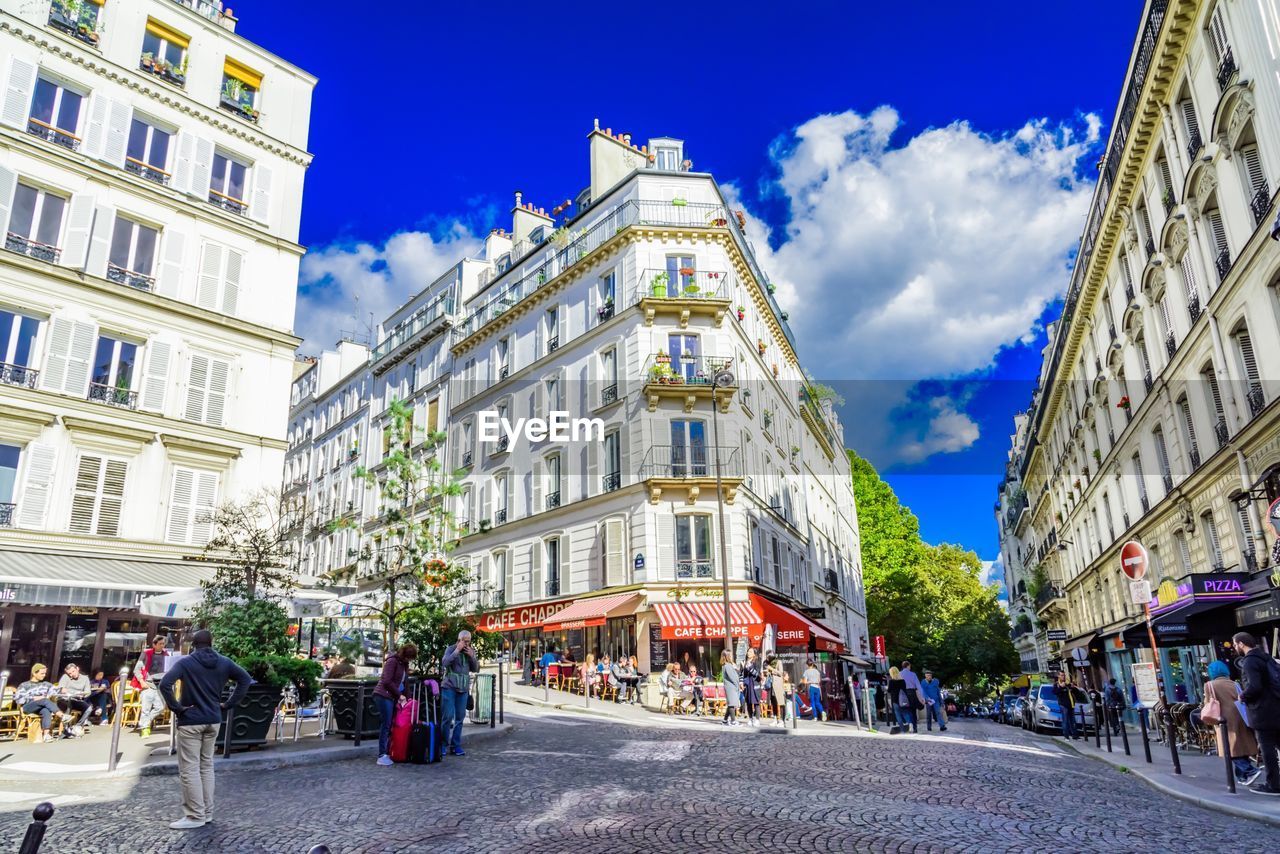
[494,508,507,525]
[172,0,227,23]
[106,263,156,292]
[219,94,259,123]
[645,353,735,388]
[1214,248,1230,282]
[1161,473,1173,493]
[1143,370,1153,392]
[1216,46,1237,92]
[1186,126,1203,161]
[596,301,615,324]
[1214,417,1229,448]
[48,0,101,45]
[88,382,138,410]
[823,567,840,593]
[461,450,473,468]
[546,578,561,598]
[0,362,38,389]
[0,502,14,527]
[139,56,186,87]
[208,188,248,216]
[1246,384,1265,418]
[676,559,714,580]
[1140,494,1150,513]
[1035,585,1065,611]
[1189,447,1201,470]
[1162,189,1176,216]
[1108,323,1117,341]
[602,471,621,493]
[600,383,618,407]
[547,336,559,353]
[634,268,731,304]
[1124,282,1135,302]
[26,117,79,151]
[1187,294,1202,325]
[371,291,455,364]
[6,232,60,264]
[1250,183,1272,227]
[545,491,561,511]
[124,157,171,186]
[1165,331,1176,359]
[639,445,742,480]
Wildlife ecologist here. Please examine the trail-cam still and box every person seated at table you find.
[537,647,560,686]
[686,666,705,716]
[88,670,112,725]
[658,663,676,707]
[55,663,93,736]
[16,664,62,742]
[627,655,643,704]
[596,655,614,698]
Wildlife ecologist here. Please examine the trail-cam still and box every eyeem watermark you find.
[478,410,604,444]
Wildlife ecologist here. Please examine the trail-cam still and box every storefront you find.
[541,592,643,665]
[476,596,575,670]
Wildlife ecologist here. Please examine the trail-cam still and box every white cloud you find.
[296,225,481,354]
[982,557,1008,605]
[897,396,981,462]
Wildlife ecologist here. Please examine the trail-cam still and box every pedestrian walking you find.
[372,642,417,767]
[887,667,912,733]
[741,647,762,727]
[766,657,786,720]
[802,659,827,722]
[441,631,479,756]
[1103,678,1126,736]
[1233,632,1280,796]
[1057,672,1080,740]
[921,670,947,732]
[899,661,924,731]
[132,635,172,737]
[720,650,741,726]
[1200,660,1261,786]
[157,629,251,830]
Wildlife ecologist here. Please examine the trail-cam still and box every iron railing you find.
[596,301,615,323]
[1214,248,1230,282]
[219,94,259,123]
[823,567,840,593]
[1246,384,1265,418]
[1187,294,1202,324]
[644,353,734,387]
[1035,585,1065,610]
[371,291,454,363]
[639,445,741,479]
[208,188,248,215]
[1165,331,1176,358]
[1124,282,1135,302]
[545,491,561,511]
[6,233,60,263]
[1216,46,1237,92]
[677,560,714,580]
[1140,494,1150,513]
[0,503,14,527]
[1162,473,1173,493]
[1144,370,1153,392]
[124,157,171,186]
[106,263,156,292]
[633,268,731,304]
[546,577,560,598]
[1162,189,1176,216]
[1186,126,1203,161]
[0,362,38,388]
[600,383,618,407]
[602,471,621,493]
[1250,183,1271,226]
[88,382,138,409]
[1189,447,1201,470]
[1144,236,1156,258]
[461,450,473,467]
[27,117,79,151]
[1214,417,1229,448]
[494,508,507,525]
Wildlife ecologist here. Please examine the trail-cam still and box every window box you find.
[139,54,187,87]
[208,188,248,216]
[48,0,101,45]
[220,75,260,123]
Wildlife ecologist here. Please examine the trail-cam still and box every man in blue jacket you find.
[921,670,947,732]
[159,630,251,829]
[441,630,479,757]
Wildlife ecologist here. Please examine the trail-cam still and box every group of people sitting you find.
[13,662,114,742]
[536,649,643,703]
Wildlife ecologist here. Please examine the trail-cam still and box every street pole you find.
[106,667,127,772]
[711,382,733,659]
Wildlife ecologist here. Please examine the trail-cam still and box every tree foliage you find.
[849,451,1017,690]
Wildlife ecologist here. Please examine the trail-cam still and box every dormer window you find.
[530,226,546,245]
[655,147,679,171]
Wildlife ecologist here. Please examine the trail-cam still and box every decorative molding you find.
[0,404,56,444]
[61,416,156,455]
[159,433,243,469]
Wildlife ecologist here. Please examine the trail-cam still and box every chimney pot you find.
[606,127,612,136]
[593,118,600,130]
[514,190,523,206]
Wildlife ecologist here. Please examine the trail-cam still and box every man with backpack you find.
[1104,678,1127,736]
[1233,632,1280,796]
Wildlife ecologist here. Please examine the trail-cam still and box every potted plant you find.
[757,339,767,356]
[736,305,745,322]
[479,518,491,532]
[780,311,789,321]
[671,197,687,207]
[1092,448,1101,464]
[597,296,614,319]
[683,283,700,296]
[762,410,773,431]
[1117,396,1131,411]
[790,445,800,457]
[655,350,671,365]
[766,283,776,295]
[141,51,156,71]
[651,272,669,297]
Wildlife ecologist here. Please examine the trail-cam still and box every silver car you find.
[1026,684,1096,734]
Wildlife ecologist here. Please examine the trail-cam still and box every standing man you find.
[1104,678,1126,736]
[441,630,479,757]
[899,661,925,731]
[921,669,947,732]
[1057,671,1080,740]
[802,659,827,722]
[1234,632,1280,796]
[158,629,251,829]
[132,635,171,737]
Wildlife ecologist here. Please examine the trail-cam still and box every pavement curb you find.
[1053,736,1280,829]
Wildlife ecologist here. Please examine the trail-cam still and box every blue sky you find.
[237,1,1145,564]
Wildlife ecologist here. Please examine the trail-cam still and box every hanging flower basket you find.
[678,267,695,277]
[1117,396,1131,410]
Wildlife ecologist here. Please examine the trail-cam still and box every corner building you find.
[0,0,314,678]
[998,0,1280,710]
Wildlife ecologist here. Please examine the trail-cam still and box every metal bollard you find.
[1219,720,1237,794]
[307,846,332,854]
[1162,709,1182,774]
[1118,709,1131,756]
[489,673,496,730]
[1138,708,1153,763]
[18,802,54,854]
[354,683,366,748]
[107,667,128,772]
[222,703,235,759]
[1101,702,1112,753]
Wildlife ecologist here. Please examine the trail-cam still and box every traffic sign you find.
[1070,646,1089,663]
[1120,540,1148,580]
[1129,579,1152,604]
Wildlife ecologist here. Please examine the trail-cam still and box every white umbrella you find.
[139,588,337,619]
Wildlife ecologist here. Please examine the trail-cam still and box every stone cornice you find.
[0,403,56,444]
[159,432,243,468]
[62,415,157,454]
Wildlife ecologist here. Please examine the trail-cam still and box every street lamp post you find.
[710,371,734,656]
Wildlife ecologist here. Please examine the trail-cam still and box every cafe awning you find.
[839,653,873,668]
[751,594,847,652]
[0,550,217,608]
[652,600,762,640]
[1061,633,1097,654]
[542,592,641,632]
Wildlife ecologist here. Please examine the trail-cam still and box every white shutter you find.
[156,230,185,298]
[172,131,196,194]
[0,163,16,238]
[102,99,131,168]
[1241,146,1265,195]
[197,242,223,310]
[206,357,230,427]
[69,455,102,534]
[1180,254,1199,302]
[1,57,36,130]
[84,205,116,278]
[16,443,56,529]
[529,542,541,600]
[82,93,108,160]
[604,517,626,586]
[60,194,94,269]
[560,533,571,594]
[531,459,543,514]
[41,317,95,395]
[249,163,272,223]
[166,467,194,543]
[185,353,210,421]
[1206,210,1228,253]
[95,459,127,537]
[1207,8,1229,63]
[1180,100,1200,144]
[190,138,214,200]
[657,514,674,581]
[139,340,171,413]
[1237,332,1260,386]
[222,248,242,316]
[587,440,599,498]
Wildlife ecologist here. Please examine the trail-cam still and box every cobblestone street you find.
[2,712,1279,853]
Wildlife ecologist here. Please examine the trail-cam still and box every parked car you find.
[339,626,384,666]
[1001,695,1023,725]
[1024,684,1096,734]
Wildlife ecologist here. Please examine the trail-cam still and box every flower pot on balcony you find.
[651,273,669,297]
[736,306,745,321]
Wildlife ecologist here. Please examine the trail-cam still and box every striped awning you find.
[542,593,641,632]
[652,600,762,640]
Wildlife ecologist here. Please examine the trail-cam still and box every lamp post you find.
[710,367,735,655]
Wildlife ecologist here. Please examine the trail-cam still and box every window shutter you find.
[16,443,56,529]
[61,194,95,269]
[1206,210,1228,253]
[222,248,242,316]
[1237,502,1255,543]
[1207,8,1229,63]
[250,163,272,223]
[139,340,172,413]
[531,459,543,514]
[605,518,626,586]
[156,230,185,298]
[1159,158,1174,196]
[1206,367,1226,419]
[1179,254,1199,302]
[560,533,571,594]
[185,354,210,421]
[1204,514,1223,564]
[190,138,215,200]
[657,513,674,581]
[82,93,108,160]
[207,358,230,427]
[1159,298,1173,339]
[97,459,127,536]
[528,542,541,600]
[1,57,36,130]
[197,242,223,310]
[70,455,102,535]
[172,131,196,194]
[166,468,194,543]
[1237,332,1260,386]
[1179,398,1199,454]
[0,163,15,238]
[103,99,131,168]
[1241,145,1265,195]
[41,317,95,396]
[1176,533,1192,572]
[84,205,116,278]
[1180,100,1199,142]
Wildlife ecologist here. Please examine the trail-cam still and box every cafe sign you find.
[478,598,573,633]
[1149,572,1250,616]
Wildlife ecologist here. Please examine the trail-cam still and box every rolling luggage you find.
[388,698,416,763]
[408,680,442,765]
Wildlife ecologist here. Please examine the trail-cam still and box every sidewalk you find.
[1054,727,1280,828]
[0,719,512,782]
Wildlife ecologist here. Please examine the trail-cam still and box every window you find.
[544,376,559,414]
[1157,156,1175,209]
[600,348,618,406]
[545,453,561,509]
[1233,327,1263,416]
[209,152,248,214]
[108,218,159,288]
[1180,252,1200,307]
[1153,429,1173,493]
[47,0,102,45]
[771,536,781,588]
[89,334,138,408]
[1236,503,1256,564]
[675,515,713,579]
[1205,4,1232,66]
[1148,544,1164,584]
[28,77,83,148]
[125,117,172,184]
[1177,396,1200,467]
[1132,452,1149,509]
[1137,203,1154,254]
[602,430,621,492]
[0,444,17,510]
[598,271,616,321]
[670,419,707,476]
[196,242,243,315]
[497,339,510,380]
[165,468,217,545]
[140,20,189,85]
[668,333,700,381]
[545,307,559,353]
[0,309,41,384]
[494,472,509,523]
[602,518,626,586]
[7,184,66,261]
[426,397,439,433]
[69,454,127,536]
[1201,511,1224,569]
[494,550,510,603]
[542,537,562,597]
[1239,144,1267,217]
[1202,363,1227,444]
[1204,205,1229,281]
[655,147,679,171]
[1179,97,1201,154]
[666,255,695,296]
[220,60,262,122]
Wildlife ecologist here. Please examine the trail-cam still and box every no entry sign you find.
[1120,540,1148,581]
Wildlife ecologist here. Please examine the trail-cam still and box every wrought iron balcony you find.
[600,383,618,407]
[1108,324,1117,341]
[596,301,615,323]
[208,189,248,216]
[1246,384,1265,418]
[6,232,60,264]
[1187,294,1202,324]
[1123,512,1131,530]
[0,362,38,389]
[1035,585,1066,613]
[1250,183,1271,227]
[602,471,621,493]
[1162,189,1176,216]
[1214,248,1231,282]
[1145,237,1156,258]
[494,508,508,525]
[1162,473,1173,493]
[26,117,79,151]
[1216,46,1237,92]
[499,365,509,381]
[547,336,559,354]
[1165,331,1176,359]
[639,445,742,480]
[1214,417,1229,448]
[1108,428,1115,447]
[106,263,156,292]
[546,577,561,598]
[0,502,14,527]
[494,436,509,454]
[677,559,714,580]
[1140,494,1150,513]
[545,491,561,511]
[823,567,840,593]
[1244,548,1259,573]
[88,382,138,410]
[1143,370,1153,392]
[48,0,101,45]
[125,157,171,186]
[1186,126,1203,161]
[461,450,473,468]
[1094,357,1102,376]
[1124,282,1135,302]
[1189,447,1201,470]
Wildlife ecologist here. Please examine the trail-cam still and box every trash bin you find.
[469,673,494,724]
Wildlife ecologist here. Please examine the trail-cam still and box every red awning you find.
[652,600,762,640]
[542,592,641,632]
[750,594,846,653]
